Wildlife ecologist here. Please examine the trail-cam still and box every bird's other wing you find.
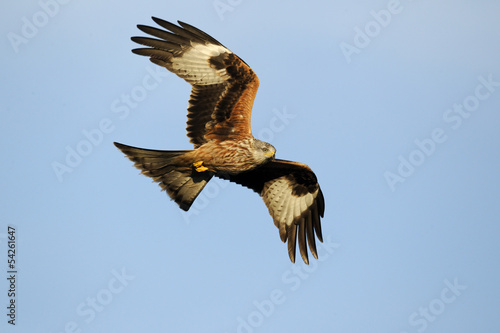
[218,159,325,264]
[131,17,259,147]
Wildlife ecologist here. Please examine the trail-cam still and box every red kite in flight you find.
[114,18,324,264]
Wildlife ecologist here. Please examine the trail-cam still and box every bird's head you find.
[253,139,276,163]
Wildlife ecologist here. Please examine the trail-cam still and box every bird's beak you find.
[266,151,275,159]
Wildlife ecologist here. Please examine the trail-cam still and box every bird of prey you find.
[114,17,325,264]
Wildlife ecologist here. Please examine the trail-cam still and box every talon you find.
[196,165,209,172]
[193,161,209,172]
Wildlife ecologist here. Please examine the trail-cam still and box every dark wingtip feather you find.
[177,20,224,46]
[314,192,324,243]
[114,142,132,153]
[151,16,169,27]
[136,24,152,34]
[305,210,318,259]
[298,218,309,265]
[149,17,205,44]
[131,47,150,56]
[318,188,325,218]
[130,36,144,45]
[287,225,297,264]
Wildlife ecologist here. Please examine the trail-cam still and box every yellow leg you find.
[193,161,208,172]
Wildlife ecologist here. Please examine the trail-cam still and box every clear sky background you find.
[1,0,500,332]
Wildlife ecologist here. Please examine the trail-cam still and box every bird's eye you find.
[262,148,268,152]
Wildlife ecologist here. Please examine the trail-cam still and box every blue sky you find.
[1,0,500,332]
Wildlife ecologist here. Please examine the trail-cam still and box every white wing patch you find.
[172,43,230,85]
[262,176,318,228]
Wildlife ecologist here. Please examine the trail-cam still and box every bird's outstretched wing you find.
[219,159,324,264]
[131,17,259,147]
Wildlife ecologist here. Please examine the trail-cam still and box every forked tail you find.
[114,142,213,211]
